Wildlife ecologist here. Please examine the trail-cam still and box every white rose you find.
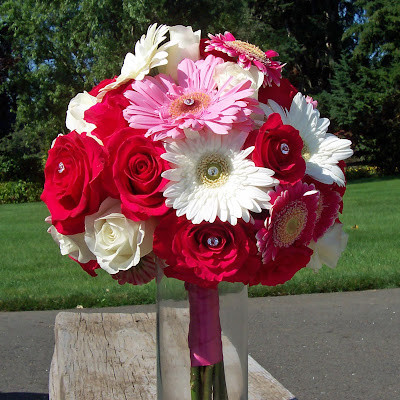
[159,25,201,81]
[47,223,95,264]
[66,91,98,133]
[84,198,156,274]
[307,223,349,272]
[213,62,264,98]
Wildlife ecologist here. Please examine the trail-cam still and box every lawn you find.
[0,176,399,311]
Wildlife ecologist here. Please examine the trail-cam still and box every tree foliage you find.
[1,0,399,180]
[326,0,400,172]
[0,0,255,181]
[247,0,357,94]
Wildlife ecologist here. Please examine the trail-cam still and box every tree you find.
[247,0,357,95]
[326,0,400,172]
[0,24,15,139]
[0,0,254,181]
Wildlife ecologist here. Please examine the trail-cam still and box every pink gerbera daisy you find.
[123,55,261,141]
[205,32,283,87]
[256,182,319,264]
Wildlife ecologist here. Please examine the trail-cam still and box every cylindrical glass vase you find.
[156,267,248,399]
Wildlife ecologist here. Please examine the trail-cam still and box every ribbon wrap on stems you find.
[186,282,223,367]
[185,282,228,399]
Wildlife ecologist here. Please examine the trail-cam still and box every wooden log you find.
[49,312,296,400]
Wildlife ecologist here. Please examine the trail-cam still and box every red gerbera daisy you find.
[304,176,342,241]
[256,182,319,264]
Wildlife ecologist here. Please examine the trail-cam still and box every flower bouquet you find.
[42,23,353,399]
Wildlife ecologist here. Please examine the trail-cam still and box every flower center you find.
[169,92,211,119]
[301,141,311,161]
[207,236,220,247]
[102,223,118,244]
[196,153,231,187]
[226,40,267,63]
[280,143,290,155]
[273,200,308,247]
[315,193,324,222]
[58,162,65,173]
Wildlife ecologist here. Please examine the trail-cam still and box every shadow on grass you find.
[347,175,399,184]
[0,393,48,400]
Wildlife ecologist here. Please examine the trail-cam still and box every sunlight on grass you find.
[0,177,399,311]
[250,176,400,297]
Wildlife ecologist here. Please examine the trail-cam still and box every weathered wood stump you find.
[49,312,296,400]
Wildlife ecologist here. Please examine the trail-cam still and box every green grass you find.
[251,176,400,297]
[0,176,399,311]
[0,203,156,311]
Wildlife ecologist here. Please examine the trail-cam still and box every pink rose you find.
[41,131,107,235]
[153,213,261,288]
[253,113,306,184]
[104,127,169,221]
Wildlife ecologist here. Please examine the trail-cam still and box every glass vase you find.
[156,266,248,399]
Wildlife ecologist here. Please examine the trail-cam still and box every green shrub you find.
[345,165,381,181]
[0,181,43,204]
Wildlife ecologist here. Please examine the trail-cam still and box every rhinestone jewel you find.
[183,98,195,106]
[207,166,219,177]
[58,162,65,173]
[207,236,219,247]
[280,143,290,155]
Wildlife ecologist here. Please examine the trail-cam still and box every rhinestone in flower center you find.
[58,162,65,173]
[207,236,220,247]
[226,40,267,63]
[280,143,290,155]
[196,153,231,188]
[273,200,308,248]
[169,92,211,119]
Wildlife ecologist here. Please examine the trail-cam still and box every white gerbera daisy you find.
[97,24,173,98]
[261,93,353,186]
[161,132,278,225]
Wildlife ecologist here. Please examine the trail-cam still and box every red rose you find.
[41,131,107,235]
[253,113,306,184]
[251,246,313,286]
[105,127,169,221]
[84,81,131,144]
[258,77,298,109]
[88,77,117,96]
[70,258,100,277]
[199,38,233,62]
[336,160,347,208]
[153,213,261,288]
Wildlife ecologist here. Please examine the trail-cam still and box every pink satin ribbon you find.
[186,283,223,367]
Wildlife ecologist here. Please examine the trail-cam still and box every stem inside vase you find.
[186,283,229,399]
[156,268,248,400]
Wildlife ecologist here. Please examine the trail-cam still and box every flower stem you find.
[213,361,228,399]
[191,366,201,400]
[202,365,214,400]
